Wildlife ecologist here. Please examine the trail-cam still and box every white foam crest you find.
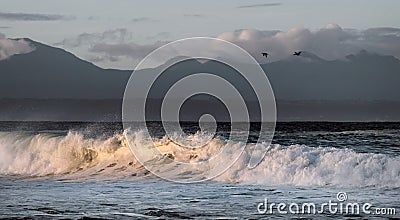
[0,130,399,187]
[216,144,400,187]
[0,130,226,180]
[0,131,141,179]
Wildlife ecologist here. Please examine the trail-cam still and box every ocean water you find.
[0,122,399,219]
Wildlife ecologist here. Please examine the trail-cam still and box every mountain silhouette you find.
[0,38,130,99]
[0,39,399,121]
[264,50,400,101]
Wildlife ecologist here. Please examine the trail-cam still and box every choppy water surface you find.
[0,122,399,219]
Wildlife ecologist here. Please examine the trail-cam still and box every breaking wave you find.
[0,131,399,187]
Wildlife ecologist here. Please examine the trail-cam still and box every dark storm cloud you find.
[0,11,72,21]
[237,3,282,8]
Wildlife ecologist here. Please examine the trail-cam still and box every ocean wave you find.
[0,131,399,187]
[216,144,400,187]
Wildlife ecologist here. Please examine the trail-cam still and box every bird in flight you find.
[262,52,269,58]
[293,51,302,56]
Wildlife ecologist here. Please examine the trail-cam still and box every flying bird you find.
[262,52,269,58]
[293,51,302,56]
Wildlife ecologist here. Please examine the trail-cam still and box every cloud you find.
[147,32,170,40]
[131,17,158,23]
[86,40,168,69]
[87,16,99,20]
[362,27,400,36]
[57,25,400,69]
[354,27,400,59]
[87,54,120,63]
[56,28,133,48]
[184,14,205,18]
[0,33,35,60]
[89,42,166,61]
[0,26,11,29]
[237,3,282,8]
[217,24,400,62]
[57,29,169,68]
[0,11,72,21]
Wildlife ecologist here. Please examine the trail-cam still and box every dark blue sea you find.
[0,122,399,219]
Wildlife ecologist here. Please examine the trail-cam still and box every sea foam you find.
[0,131,399,187]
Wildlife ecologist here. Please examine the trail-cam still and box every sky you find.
[1,0,400,69]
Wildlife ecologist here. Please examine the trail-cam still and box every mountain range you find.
[0,39,399,121]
